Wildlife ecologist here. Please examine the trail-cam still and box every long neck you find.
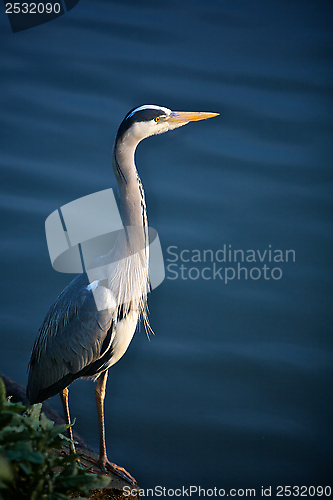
[113,136,148,228]
[108,136,150,320]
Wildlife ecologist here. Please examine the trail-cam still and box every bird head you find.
[115,105,219,147]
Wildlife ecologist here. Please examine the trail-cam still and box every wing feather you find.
[27,273,116,403]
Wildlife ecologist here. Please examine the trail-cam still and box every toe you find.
[105,461,136,484]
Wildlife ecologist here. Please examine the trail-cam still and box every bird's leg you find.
[59,387,76,454]
[95,370,108,466]
[94,370,136,484]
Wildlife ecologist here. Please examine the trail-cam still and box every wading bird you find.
[27,105,218,483]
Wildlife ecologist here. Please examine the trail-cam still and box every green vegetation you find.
[0,378,110,499]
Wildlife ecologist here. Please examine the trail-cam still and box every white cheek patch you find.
[166,121,189,132]
[155,122,172,135]
[132,121,157,141]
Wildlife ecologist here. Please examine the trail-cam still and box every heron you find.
[26,105,219,483]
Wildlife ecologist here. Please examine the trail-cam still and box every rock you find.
[0,372,140,499]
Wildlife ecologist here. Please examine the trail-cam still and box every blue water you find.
[1,0,332,492]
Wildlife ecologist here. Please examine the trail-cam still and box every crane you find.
[27,105,219,483]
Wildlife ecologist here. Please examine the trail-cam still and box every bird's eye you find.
[154,116,161,122]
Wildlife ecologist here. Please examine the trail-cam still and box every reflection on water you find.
[0,0,332,489]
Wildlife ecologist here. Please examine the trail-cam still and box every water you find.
[1,0,332,491]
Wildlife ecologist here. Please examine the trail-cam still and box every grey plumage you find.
[27,273,113,403]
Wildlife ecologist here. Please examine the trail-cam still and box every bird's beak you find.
[167,111,219,125]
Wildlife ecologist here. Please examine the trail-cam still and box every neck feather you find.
[113,137,148,228]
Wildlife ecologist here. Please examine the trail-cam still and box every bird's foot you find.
[101,457,136,485]
[80,454,136,484]
[76,457,92,469]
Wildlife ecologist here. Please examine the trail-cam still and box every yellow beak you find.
[167,111,219,124]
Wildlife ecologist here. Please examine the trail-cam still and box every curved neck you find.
[113,136,148,228]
